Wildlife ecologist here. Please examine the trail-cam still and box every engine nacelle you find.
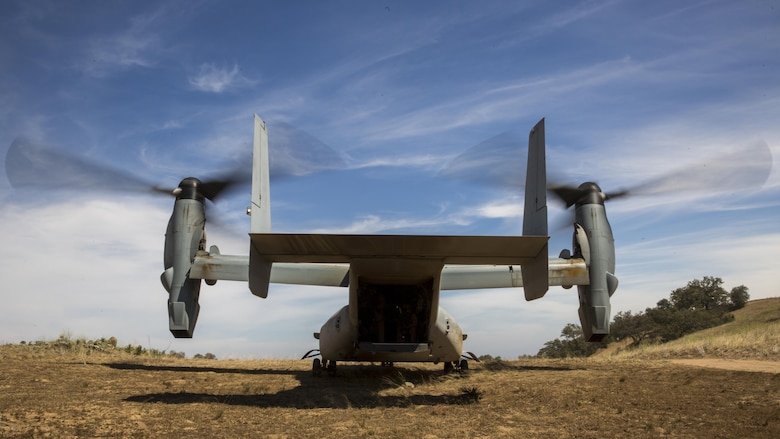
[161,178,206,338]
[571,185,618,341]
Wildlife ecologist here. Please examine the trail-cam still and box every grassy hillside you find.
[600,297,780,361]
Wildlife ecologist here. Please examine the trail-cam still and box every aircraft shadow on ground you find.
[107,362,292,376]
[112,361,581,409]
[125,389,476,409]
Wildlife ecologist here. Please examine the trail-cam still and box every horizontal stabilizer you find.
[249,233,548,265]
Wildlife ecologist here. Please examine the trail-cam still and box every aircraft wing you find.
[439,259,587,289]
[190,252,350,286]
[190,234,588,289]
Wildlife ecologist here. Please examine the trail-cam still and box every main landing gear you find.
[312,358,337,377]
[443,359,469,373]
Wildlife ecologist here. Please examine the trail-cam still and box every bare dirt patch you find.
[2,344,779,438]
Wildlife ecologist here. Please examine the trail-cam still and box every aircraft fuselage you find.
[317,304,465,364]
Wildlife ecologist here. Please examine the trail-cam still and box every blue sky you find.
[1,0,778,359]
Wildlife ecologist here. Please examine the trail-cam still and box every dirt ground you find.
[1,345,778,438]
[670,359,780,374]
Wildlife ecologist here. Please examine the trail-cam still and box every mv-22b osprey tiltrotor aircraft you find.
[161,116,615,374]
[7,116,769,374]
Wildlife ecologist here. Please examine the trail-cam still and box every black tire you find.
[326,360,337,377]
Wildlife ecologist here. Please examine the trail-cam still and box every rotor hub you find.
[174,177,205,201]
[576,182,606,206]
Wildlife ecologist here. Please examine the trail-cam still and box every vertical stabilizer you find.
[521,118,549,300]
[251,114,271,233]
[249,114,273,298]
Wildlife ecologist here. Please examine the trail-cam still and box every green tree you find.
[620,276,742,344]
[646,307,733,343]
[656,298,672,310]
[611,310,653,345]
[669,276,729,312]
[728,285,750,310]
[540,277,748,354]
[537,323,608,358]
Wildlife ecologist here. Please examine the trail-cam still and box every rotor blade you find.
[550,140,773,208]
[267,121,347,180]
[618,140,773,197]
[198,170,252,201]
[5,138,172,195]
[438,132,527,187]
[549,184,585,208]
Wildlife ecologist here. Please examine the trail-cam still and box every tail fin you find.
[250,114,271,233]
[521,118,549,300]
[249,114,273,298]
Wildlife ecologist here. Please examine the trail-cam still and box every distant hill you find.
[595,297,780,361]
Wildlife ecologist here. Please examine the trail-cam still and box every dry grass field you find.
[601,297,780,362]
[1,298,779,438]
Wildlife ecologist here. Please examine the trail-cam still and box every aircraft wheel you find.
[312,358,322,377]
[443,361,454,373]
[459,359,469,371]
[381,361,394,367]
[326,360,337,377]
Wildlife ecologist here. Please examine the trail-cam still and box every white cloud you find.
[0,196,333,358]
[188,63,254,93]
[441,287,579,357]
[346,153,447,170]
[306,214,470,235]
[300,193,528,235]
[161,120,182,130]
[475,198,523,219]
[0,197,168,343]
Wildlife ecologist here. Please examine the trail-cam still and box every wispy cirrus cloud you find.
[347,56,643,144]
[546,0,620,28]
[345,153,447,170]
[81,8,167,77]
[188,63,255,93]
[303,193,524,235]
[305,214,470,235]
